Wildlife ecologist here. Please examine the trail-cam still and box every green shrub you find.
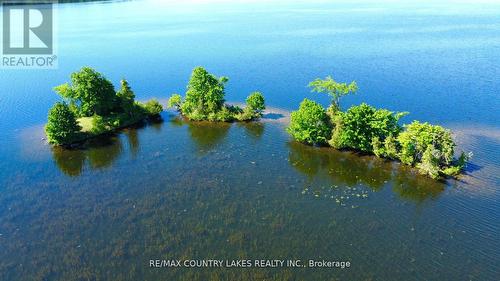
[45,102,82,144]
[181,67,227,117]
[91,115,108,134]
[287,99,331,145]
[397,121,455,166]
[172,67,266,122]
[116,79,136,114]
[372,136,385,157]
[372,134,399,159]
[442,166,461,177]
[215,106,236,122]
[384,134,399,159]
[328,114,344,149]
[143,99,163,116]
[245,91,266,118]
[185,109,206,121]
[442,152,471,177]
[416,145,441,179]
[332,103,405,152]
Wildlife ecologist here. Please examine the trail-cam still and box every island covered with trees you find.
[45,66,469,179]
[45,66,266,146]
[287,75,470,179]
[45,67,163,145]
[167,67,265,121]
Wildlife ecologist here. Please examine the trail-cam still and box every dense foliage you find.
[167,67,266,122]
[143,99,163,116]
[245,91,266,117]
[397,121,466,178]
[288,80,469,179]
[330,103,407,152]
[397,121,454,166]
[116,79,136,115]
[45,102,81,144]
[180,67,227,119]
[91,115,108,134]
[47,67,162,145]
[287,99,331,145]
[54,67,117,116]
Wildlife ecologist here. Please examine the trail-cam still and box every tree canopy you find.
[181,67,228,119]
[287,98,331,145]
[308,75,358,110]
[47,67,163,145]
[246,91,266,117]
[288,79,468,179]
[116,79,135,112]
[54,67,117,116]
[45,102,81,144]
[330,103,407,152]
[168,67,265,122]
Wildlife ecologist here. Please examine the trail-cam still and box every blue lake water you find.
[0,0,499,280]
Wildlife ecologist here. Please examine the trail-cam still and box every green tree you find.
[308,75,358,110]
[167,93,183,110]
[143,99,163,116]
[54,67,117,116]
[116,79,135,114]
[332,103,405,152]
[181,67,228,119]
[45,102,82,144]
[287,99,331,145]
[397,121,455,166]
[245,91,266,118]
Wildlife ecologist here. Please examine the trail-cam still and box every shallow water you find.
[0,0,499,280]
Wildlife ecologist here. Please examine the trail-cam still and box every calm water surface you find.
[0,0,499,280]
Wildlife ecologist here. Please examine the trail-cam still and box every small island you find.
[167,67,265,122]
[45,66,266,146]
[45,67,469,180]
[45,67,163,146]
[286,75,470,179]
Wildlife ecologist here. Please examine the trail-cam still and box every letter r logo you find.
[2,1,53,55]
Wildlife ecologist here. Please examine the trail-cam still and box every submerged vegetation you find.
[167,67,266,122]
[45,67,162,145]
[288,76,470,180]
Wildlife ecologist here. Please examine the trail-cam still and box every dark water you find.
[1,1,499,280]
